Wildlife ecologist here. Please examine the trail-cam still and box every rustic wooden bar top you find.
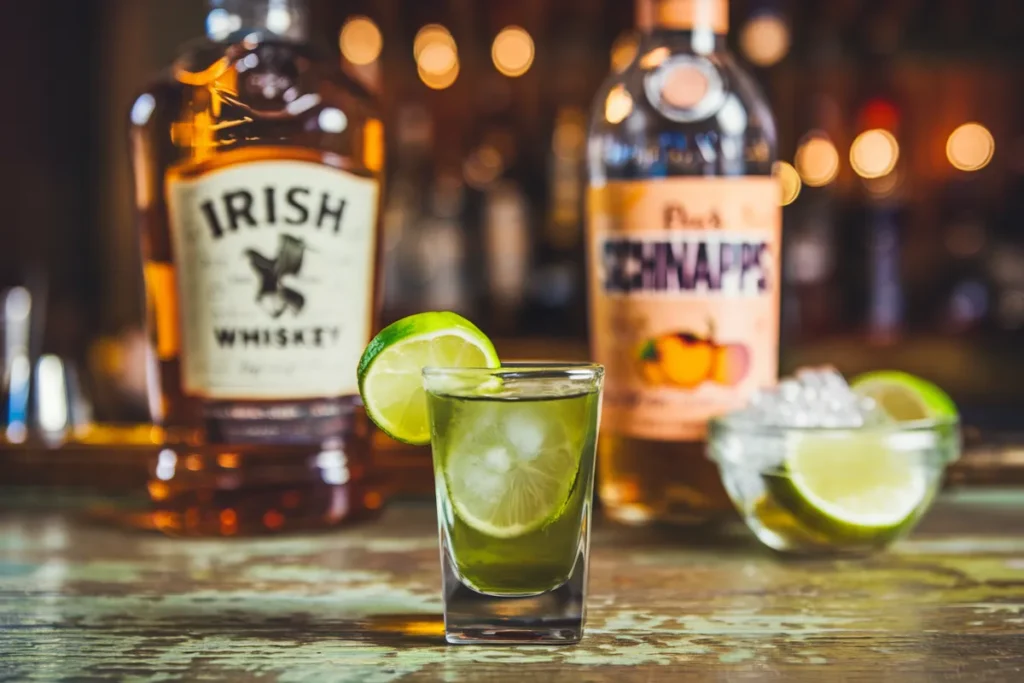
[3,490,1024,681]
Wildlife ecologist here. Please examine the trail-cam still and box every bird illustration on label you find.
[244,234,309,319]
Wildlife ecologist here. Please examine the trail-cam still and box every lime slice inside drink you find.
[357,312,500,445]
[851,371,958,422]
[441,395,586,539]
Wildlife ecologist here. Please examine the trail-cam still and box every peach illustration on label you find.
[635,329,751,389]
[658,333,714,389]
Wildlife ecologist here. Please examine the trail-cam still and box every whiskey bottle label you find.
[167,159,379,400]
[587,177,780,441]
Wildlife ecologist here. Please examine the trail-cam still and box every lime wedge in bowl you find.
[851,370,958,422]
[357,312,500,445]
[770,429,935,544]
[767,371,958,545]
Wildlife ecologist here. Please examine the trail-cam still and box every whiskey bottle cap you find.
[636,0,729,34]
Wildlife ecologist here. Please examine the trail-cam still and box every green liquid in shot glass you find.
[427,385,600,596]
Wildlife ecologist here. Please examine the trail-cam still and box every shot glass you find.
[423,363,604,644]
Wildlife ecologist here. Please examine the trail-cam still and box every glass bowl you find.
[707,415,961,555]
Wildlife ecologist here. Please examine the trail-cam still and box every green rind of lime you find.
[851,370,958,422]
[356,312,500,446]
[767,482,927,547]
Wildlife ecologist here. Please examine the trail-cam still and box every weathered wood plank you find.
[2,489,1023,681]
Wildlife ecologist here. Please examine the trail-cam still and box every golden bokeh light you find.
[418,58,459,89]
[339,16,382,65]
[147,481,169,501]
[363,118,384,172]
[639,46,671,69]
[947,122,995,172]
[418,41,458,76]
[414,24,454,59]
[415,23,460,90]
[795,134,840,187]
[740,14,790,67]
[775,161,801,206]
[605,85,633,124]
[492,26,534,77]
[415,23,458,89]
[216,452,240,469]
[611,32,639,72]
[850,128,899,179]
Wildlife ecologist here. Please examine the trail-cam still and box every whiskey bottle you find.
[586,0,780,525]
[129,0,385,535]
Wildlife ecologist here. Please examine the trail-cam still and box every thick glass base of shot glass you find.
[441,546,587,645]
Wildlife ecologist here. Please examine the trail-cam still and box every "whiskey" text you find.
[213,326,342,349]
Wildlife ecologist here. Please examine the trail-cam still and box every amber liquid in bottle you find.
[129,0,385,535]
[586,0,780,525]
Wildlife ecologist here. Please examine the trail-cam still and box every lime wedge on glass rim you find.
[356,312,500,445]
[769,371,958,543]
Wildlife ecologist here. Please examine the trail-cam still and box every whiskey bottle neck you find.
[206,0,309,42]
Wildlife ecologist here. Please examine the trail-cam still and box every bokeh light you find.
[740,13,790,67]
[414,24,454,60]
[266,6,292,34]
[418,59,459,90]
[415,23,459,89]
[418,41,457,76]
[947,122,995,172]
[639,46,671,69]
[775,161,801,206]
[492,26,534,77]
[464,145,505,189]
[850,128,899,179]
[795,134,840,187]
[611,32,638,72]
[604,85,633,124]
[339,16,382,65]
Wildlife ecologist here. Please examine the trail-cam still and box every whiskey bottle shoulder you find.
[129,36,382,182]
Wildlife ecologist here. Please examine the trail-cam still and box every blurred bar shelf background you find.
[2,0,1023,511]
